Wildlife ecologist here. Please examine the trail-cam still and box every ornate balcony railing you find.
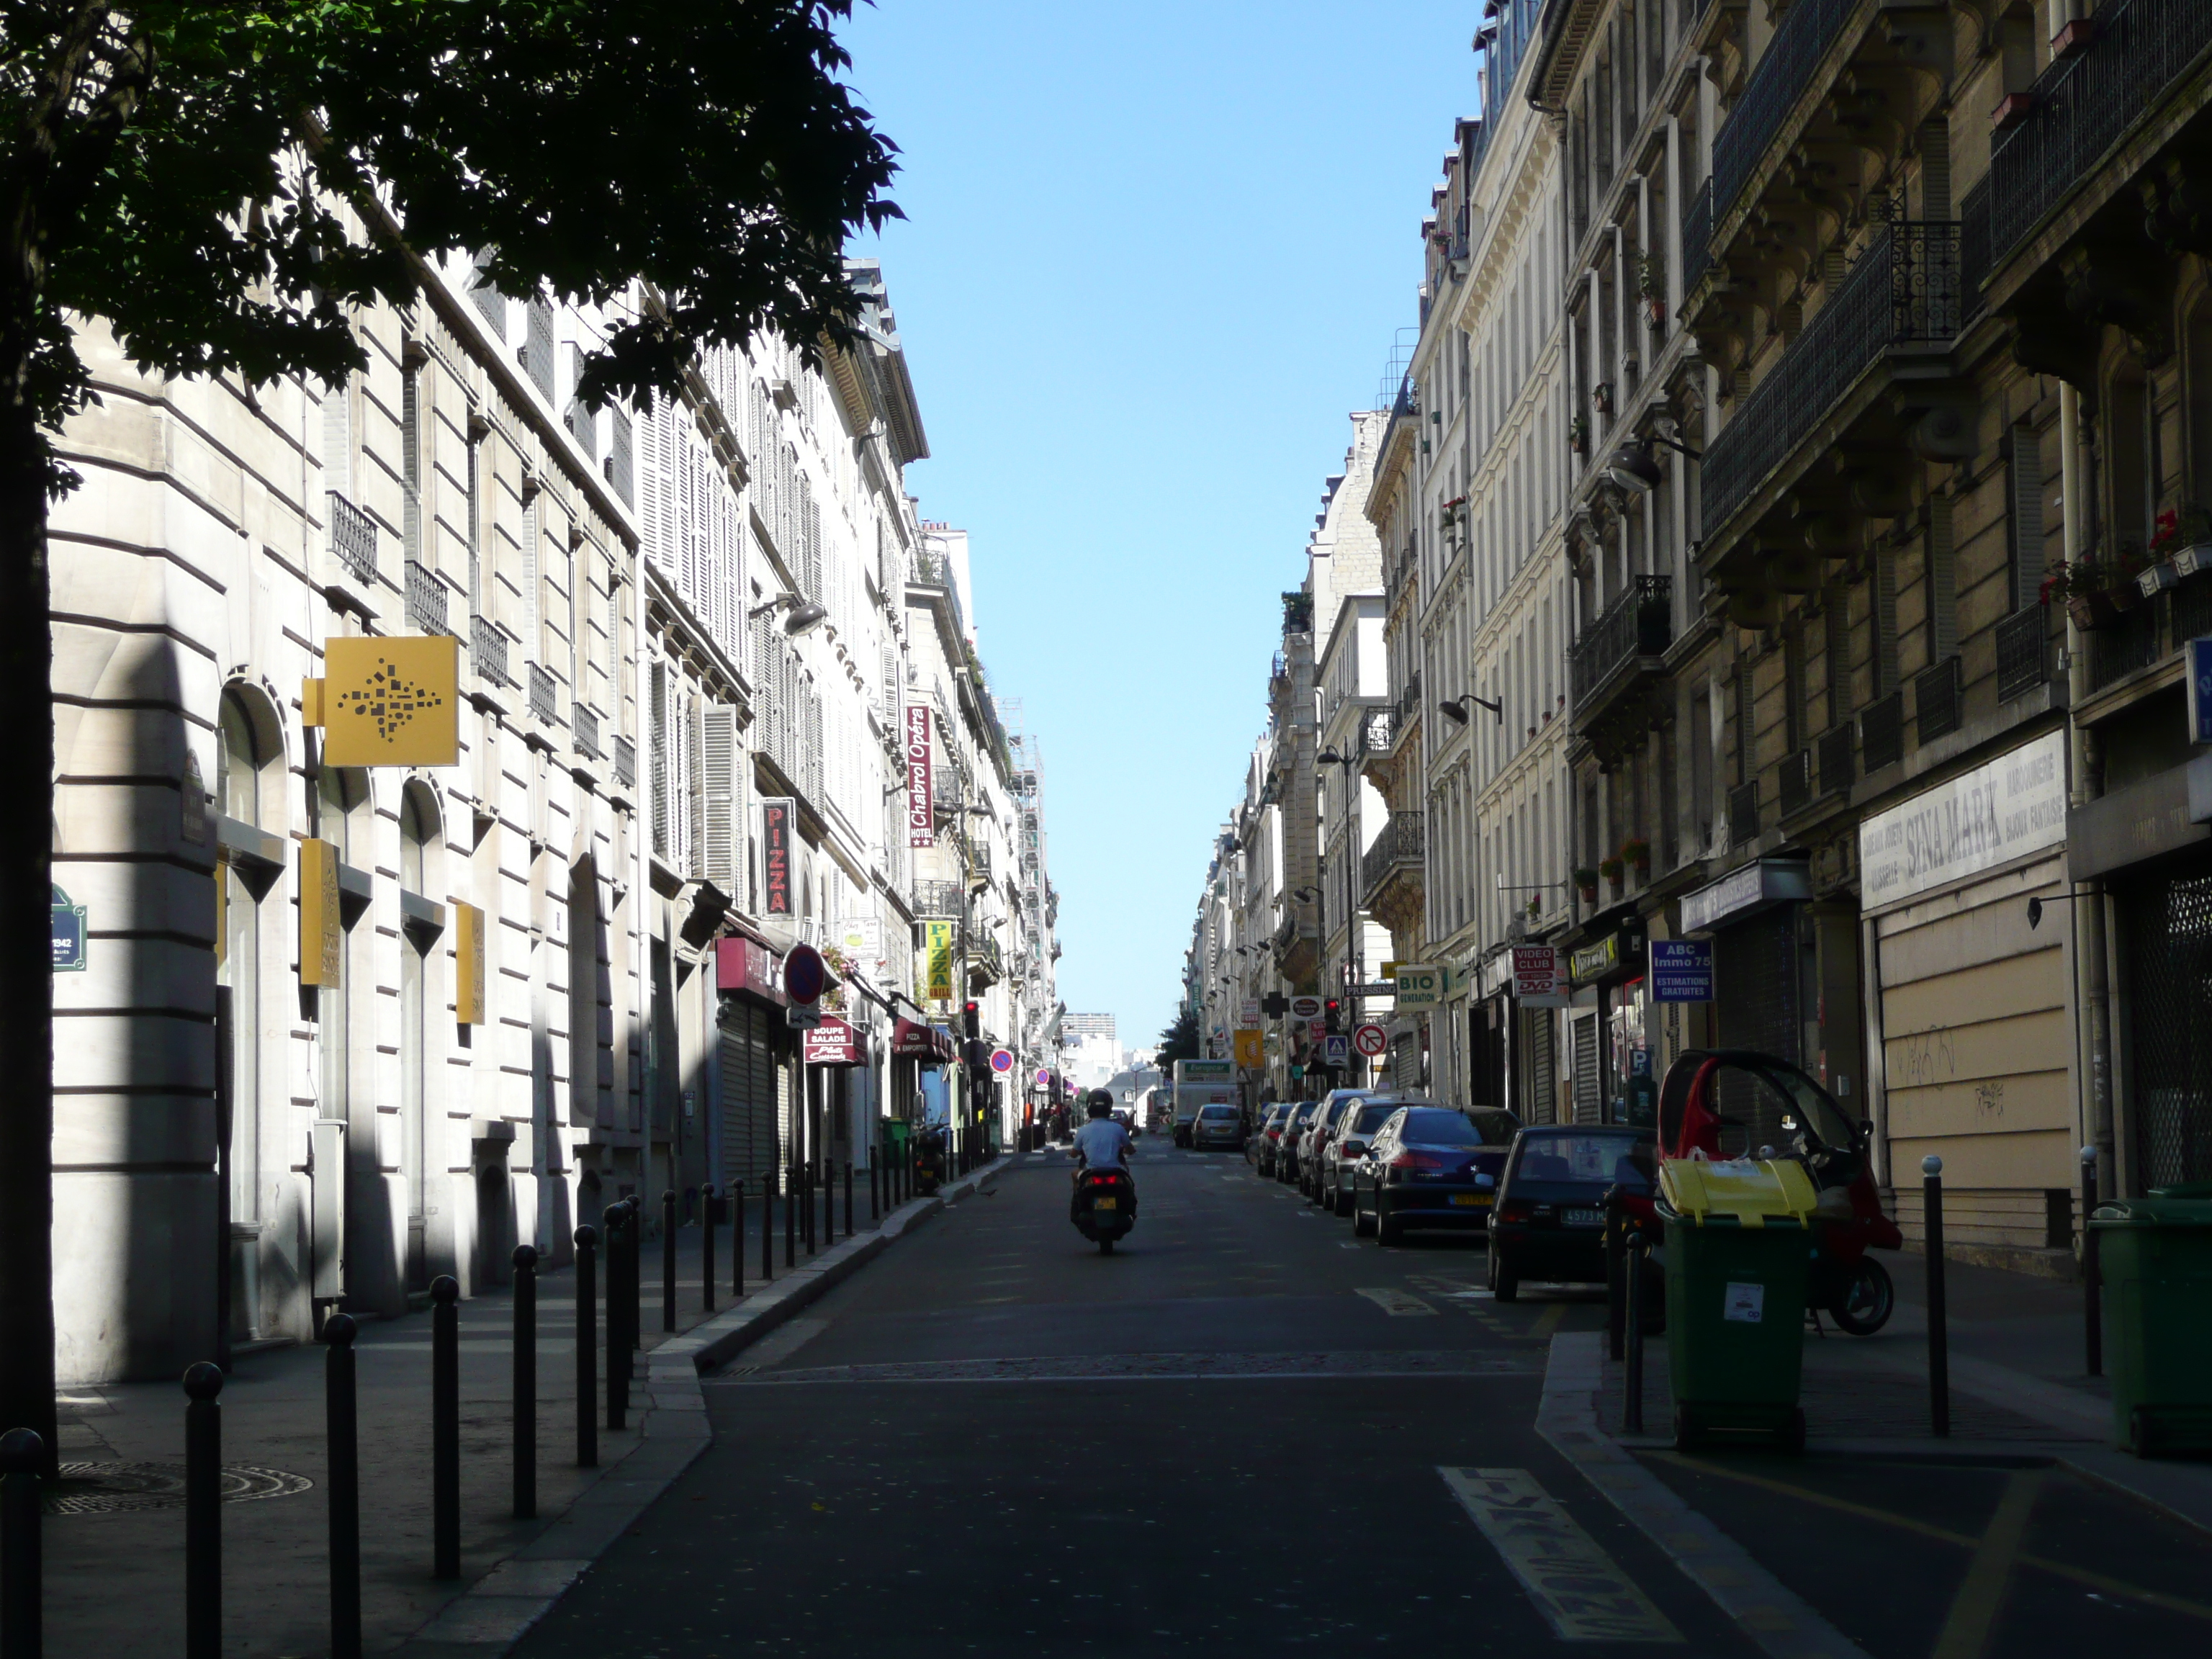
[1916,655,1963,745]
[1861,689,1905,775]
[470,615,509,686]
[1710,0,1858,225]
[614,735,637,790]
[1396,670,1424,729]
[1996,606,2049,703]
[1983,0,2212,281]
[1570,575,1673,709]
[405,560,449,634]
[1818,721,1855,799]
[1362,705,1395,753]
[913,880,966,919]
[1359,811,1425,906]
[327,490,378,586]
[574,703,601,759]
[1701,220,1961,541]
[528,661,558,724]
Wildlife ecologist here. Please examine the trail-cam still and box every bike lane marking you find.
[1439,1466,1682,1643]
[1356,1287,1439,1316]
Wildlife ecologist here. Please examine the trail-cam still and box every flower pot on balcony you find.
[1645,297,1667,328]
[2052,18,2095,58]
[2174,544,2212,578]
[2066,590,2118,631]
[2139,561,2183,598]
[1577,884,1599,906]
[2110,579,2143,613]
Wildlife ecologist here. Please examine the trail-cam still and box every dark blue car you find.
[1350,1105,1521,1244]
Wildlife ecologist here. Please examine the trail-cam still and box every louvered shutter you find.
[702,705,736,893]
[649,661,669,856]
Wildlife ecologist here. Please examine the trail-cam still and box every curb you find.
[393,1156,1013,1653]
[1536,1331,1872,1659]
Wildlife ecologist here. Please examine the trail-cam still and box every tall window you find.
[215,692,270,1337]
[400,785,437,1290]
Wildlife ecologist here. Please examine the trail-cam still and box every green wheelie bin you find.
[1657,1157,1820,1452]
[2090,1183,2212,1457]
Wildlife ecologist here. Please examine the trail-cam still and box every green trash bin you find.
[1657,1157,1820,1452]
[2090,1183,2212,1457]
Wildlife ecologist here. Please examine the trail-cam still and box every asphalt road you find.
[511,1141,2212,1658]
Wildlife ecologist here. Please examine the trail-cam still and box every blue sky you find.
[842,0,1480,1049]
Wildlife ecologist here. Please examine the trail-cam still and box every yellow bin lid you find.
[1658,1157,1818,1227]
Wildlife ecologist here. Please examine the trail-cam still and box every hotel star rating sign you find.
[305,637,461,767]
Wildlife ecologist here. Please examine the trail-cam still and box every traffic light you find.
[962,1000,980,1042]
[1324,998,1341,1033]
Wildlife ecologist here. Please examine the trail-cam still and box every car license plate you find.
[1450,1194,1492,1208]
[1093,1197,1118,1210]
[1564,1208,1604,1226]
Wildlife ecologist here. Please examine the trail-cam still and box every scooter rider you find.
[1071,1089,1134,1219]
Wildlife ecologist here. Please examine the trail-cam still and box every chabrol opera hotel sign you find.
[905,704,934,848]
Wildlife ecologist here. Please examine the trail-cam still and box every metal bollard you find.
[325,1316,361,1659]
[845,1164,855,1238]
[1603,1184,1626,1362]
[870,1159,881,1223]
[1623,1236,1647,1437]
[1924,1156,1950,1438]
[825,1161,837,1246]
[512,1246,538,1521]
[573,1224,598,1468]
[603,1206,629,1433]
[431,1276,461,1578]
[662,1188,678,1334]
[626,1195,644,1353]
[2081,1146,2103,1377]
[803,1164,815,1254]
[1,1426,45,1659]
[183,1362,224,1659]
[701,1185,716,1314]
[785,1166,796,1268]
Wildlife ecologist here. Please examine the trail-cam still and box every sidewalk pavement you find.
[41,1156,1012,1659]
[1584,1243,2212,1538]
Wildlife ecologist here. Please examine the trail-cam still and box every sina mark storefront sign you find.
[1858,731,2067,911]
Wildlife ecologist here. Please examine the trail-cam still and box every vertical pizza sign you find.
[905,703,934,848]
[761,797,795,915]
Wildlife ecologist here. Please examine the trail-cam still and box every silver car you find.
[1321,1098,1413,1215]
[1190,1102,1244,1151]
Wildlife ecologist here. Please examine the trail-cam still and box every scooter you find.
[912,1130,946,1198]
[1658,1050,1903,1335]
[1072,1164,1136,1254]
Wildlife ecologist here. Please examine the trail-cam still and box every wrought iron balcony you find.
[1394,670,1424,732]
[1818,722,1855,799]
[1359,811,1424,907]
[1362,705,1395,753]
[469,615,509,687]
[1980,0,2212,284]
[405,560,449,634]
[1861,690,1905,775]
[968,938,1005,986]
[327,490,378,587]
[1996,606,2049,703]
[1779,748,1813,819]
[1916,656,1963,745]
[614,735,637,791]
[1570,575,1673,723]
[574,703,601,760]
[913,880,966,919]
[528,661,558,724]
[1700,220,1961,542]
[1710,0,1857,226]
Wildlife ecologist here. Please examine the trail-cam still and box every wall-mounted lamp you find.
[1601,435,1704,495]
[1439,694,1503,725]
[747,592,829,636]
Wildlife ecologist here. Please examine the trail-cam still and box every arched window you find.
[215,687,278,1339]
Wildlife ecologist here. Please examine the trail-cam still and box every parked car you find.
[1246,1105,1281,1167]
[1294,1095,1359,1200]
[1190,1102,1244,1151]
[1350,1105,1521,1244]
[1252,1104,1295,1175]
[1273,1101,1321,1184]
[1320,1099,1408,1215]
[1488,1125,1658,1301]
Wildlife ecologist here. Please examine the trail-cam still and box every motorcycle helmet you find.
[1085,1089,1115,1118]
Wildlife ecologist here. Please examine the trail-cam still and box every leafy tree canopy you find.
[0,0,901,492]
[1155,1005,1200,1068]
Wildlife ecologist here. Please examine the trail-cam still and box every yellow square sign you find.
[318,636,459,766]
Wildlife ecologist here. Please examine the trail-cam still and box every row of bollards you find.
[0,1164,915,1658]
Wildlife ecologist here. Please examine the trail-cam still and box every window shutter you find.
[525,297,556,401]
[703,704,736,893]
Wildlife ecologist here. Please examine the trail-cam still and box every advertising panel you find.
[905,705,935,848]
[923,919,957,1002]
[761,797,796,915]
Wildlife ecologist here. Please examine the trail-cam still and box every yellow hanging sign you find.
[312,636,460,766]
[1233,1028,1264,1070]
[300,837,341,987]
[455,902,486,1025]
[924,920,956,1002]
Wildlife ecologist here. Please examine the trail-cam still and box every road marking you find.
[1356,1287,1438,1317]
[1440,1467,1682,1643]
[1531,1304,1568,1340]
[1931,1469,2044,1659]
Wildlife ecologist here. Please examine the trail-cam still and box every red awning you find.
[891,1017,956,1062]
[803,1015,869,1068]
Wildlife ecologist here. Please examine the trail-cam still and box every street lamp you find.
[747,591,830,636]
[1601,433,1703,495]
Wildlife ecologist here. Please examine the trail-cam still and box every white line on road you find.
[1440,1466,1682,1642]
[1355,1287,1439,1317]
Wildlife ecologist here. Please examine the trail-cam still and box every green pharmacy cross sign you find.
[52,884,87,972]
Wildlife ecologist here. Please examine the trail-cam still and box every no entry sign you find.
[1353,1023,1388,1057]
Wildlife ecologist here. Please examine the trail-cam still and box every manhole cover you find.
[47,1461,313,1515]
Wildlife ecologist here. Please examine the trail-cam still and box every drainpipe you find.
[2060,383,2115,1200]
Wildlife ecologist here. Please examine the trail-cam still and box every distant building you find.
[1061,1014,1119,1093]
